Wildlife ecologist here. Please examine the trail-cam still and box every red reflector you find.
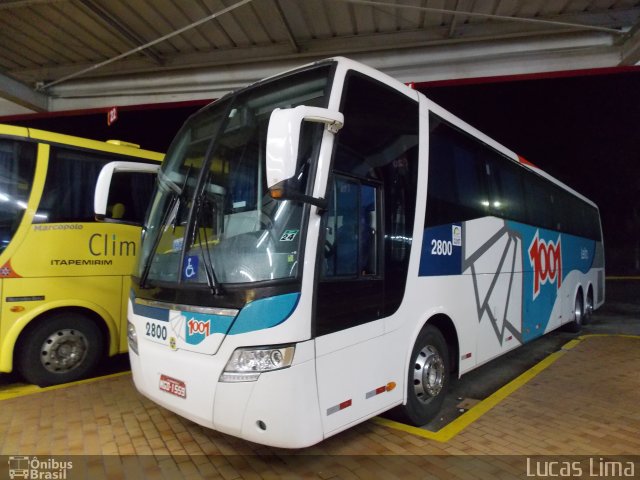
[339,399,352,410]
[462,353,472,360]
[517,155,538,169]
[375,386,386,395]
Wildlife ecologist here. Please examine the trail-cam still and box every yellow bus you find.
[0,124,162,386]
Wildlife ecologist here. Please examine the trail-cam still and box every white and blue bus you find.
[102,57,603,448]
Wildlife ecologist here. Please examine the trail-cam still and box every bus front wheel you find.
[17,312,104,387]
[399,325,450,426]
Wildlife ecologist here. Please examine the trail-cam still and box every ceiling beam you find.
[11,7,634,86]
[448,0,460,38]
[273,0,300,53]
[45,33,619,98]
[620,20,640,65]
[37,0,254,90]
[0,72,48,112]
[337,0,625,35]
[44,40,624,112]
[14,6,639,85]
[0,0,65,9]
[75,0,164,65]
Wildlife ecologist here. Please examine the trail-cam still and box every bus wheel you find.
[583,289,594,325]
[565,293,584,333]
[17,312,103,387]
[400,325,450,426]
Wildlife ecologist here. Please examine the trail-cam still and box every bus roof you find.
[0,123,163,161]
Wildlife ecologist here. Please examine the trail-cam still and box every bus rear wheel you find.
[565,293,584,333]
[583,289,594,325]
[398,325,450,426]
[17,312,103,387]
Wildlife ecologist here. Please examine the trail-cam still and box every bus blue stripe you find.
[130,291,170,322]
[228,293,300,335]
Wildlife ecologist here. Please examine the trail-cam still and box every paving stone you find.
[0,336,638,478]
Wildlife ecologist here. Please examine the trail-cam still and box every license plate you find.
[159,374,186,399]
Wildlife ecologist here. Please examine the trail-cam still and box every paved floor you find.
[1,280,639,479]
[0,332,638,479]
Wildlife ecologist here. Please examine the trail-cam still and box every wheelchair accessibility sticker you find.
[184,256,199,279]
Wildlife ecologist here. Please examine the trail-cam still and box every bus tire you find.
[399,325,450,426]
[565,292,584,333]
[16,312,104,387]
[583,288,594,325]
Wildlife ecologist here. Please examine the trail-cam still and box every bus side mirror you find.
[266,106,343,209]
[94,161,160,224]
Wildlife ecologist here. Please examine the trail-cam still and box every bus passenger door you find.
[314,176,390,433]
[318,176,383,325]
[94,161,160,349]
[313,71,419,435]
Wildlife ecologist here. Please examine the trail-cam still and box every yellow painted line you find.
[371,349,567,442]
[561,339,582,350]
[0,371,131,402]
[373,334,640,442]
[580,333,640,340]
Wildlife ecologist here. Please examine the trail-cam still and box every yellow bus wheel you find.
[16,312,104,387]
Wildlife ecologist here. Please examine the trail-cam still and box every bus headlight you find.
[220,345,295,382]
[127,321,138,355]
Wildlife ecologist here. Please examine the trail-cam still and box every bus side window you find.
[37,148,110,223]
[323,176,379,277]
[483,151,527,223]
[524,176,555,231]
[106,171,156,224]
[426,116,490,227]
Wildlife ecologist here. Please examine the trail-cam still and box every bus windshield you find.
[138,64,332,286]
[0,139,37,254]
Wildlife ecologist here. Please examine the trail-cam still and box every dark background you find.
[3,69,639,275]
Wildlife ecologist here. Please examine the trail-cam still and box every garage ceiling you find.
[1,0,639,115]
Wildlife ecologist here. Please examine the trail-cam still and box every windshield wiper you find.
[139,192,179,289]
[194,192,221,295]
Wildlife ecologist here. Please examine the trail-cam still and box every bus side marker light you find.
[10,306,25,313]
[461,352,472,360]
[269,186,284,199]
[327,399,352,415]
[366,386,387,399]
[366,382,396,399]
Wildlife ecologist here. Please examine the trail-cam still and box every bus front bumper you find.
[129,337,324,448]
